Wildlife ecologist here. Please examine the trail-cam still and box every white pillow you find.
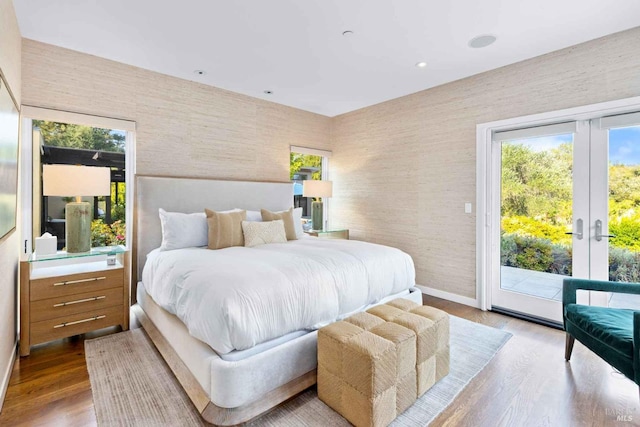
[159,208,208,250]
[242,220,287,247]
[239,209,297,229]
[293,207,304,239]
[244,210,263,222]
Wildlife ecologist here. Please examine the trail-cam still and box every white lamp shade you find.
[43,165,111,197]
[303,180,333,198]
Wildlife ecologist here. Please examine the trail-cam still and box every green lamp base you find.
[312,200,323,231]
[66,202,92,253]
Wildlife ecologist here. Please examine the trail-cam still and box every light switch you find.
[464,202,472,214]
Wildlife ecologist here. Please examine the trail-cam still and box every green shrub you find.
[111,203,126,222]
[501,233,555,272]
[609,216,640,253]
[500,233,518,266]
[502,232,640,283]
[501,216,571,244]
[550,244,572,276]
[609,246,640,282]
[91,219,126,247]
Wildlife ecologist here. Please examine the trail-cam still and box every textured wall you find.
[0,0,21,409]
[330,27,640,299]
[21,39,332,182]
[20,28,640,302]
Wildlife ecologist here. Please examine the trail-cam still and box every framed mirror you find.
[0,72,20,242]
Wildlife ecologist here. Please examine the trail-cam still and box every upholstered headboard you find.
[134,175,293,283]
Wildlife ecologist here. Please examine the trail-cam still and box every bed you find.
[133,175,422,425]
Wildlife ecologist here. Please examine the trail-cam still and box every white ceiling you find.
[13,1,640,117]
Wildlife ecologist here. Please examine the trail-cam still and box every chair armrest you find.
[563,278,640,305]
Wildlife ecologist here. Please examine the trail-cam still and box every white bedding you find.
[142,237,415,354]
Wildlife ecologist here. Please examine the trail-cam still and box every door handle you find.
[595,219,616,242]
[565,218,583,240]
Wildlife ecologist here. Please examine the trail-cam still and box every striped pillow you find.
[205,209,246,249]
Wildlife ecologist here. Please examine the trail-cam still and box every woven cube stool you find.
[318,299,450,427]
[318,321,398,427]
[387,299,451,388]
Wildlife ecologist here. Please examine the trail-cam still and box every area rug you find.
[85,316,511,426]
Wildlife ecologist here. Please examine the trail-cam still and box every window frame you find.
[20,106,136,254]
[290,145,332,228]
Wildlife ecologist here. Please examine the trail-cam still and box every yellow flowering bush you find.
[91,219,126,247]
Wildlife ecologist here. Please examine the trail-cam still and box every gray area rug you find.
[86,316,511,426]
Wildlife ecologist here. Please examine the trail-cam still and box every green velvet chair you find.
[563,278,640,388]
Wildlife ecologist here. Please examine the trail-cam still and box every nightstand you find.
[305,229,349,239]
[19,246,129,356]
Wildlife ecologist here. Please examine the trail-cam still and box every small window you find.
[290,146,331,230]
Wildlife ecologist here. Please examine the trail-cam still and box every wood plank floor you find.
[0,297,637,426]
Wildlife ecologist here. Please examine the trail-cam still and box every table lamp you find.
[303,180,332,231]
[43,165,111,253]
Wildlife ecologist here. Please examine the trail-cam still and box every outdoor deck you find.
[500,266,640,309]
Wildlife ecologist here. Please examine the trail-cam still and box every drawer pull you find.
[53,295,106,307]
[53,315,106,329]
[53,276,107,286]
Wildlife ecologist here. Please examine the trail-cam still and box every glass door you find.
[591,114,640,309]
[491,122,587,323]
[491,113,640,323]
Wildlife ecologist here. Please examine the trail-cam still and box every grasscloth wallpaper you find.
[21,39,332,182]
[20,28,640,303]
[330,27,640,299]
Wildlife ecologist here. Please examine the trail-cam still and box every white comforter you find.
[142,237,415,354]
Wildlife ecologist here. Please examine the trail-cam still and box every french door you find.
[490,112,640,323]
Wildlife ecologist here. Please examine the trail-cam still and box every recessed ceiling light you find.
[468,34,497,49]
[342,30,354,37]
[193,70,206,76]
[415,61,427,68]
[264,90,273,95]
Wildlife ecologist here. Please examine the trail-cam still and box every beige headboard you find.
[134,175,293,284]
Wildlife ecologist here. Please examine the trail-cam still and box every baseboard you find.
[0,342,16,413]
[416,284,481,309]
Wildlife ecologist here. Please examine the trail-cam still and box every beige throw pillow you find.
[205,209,246,249]
[260,208,297,240]
[242,220,287,247]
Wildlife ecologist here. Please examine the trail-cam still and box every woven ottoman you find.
[318,299,449,427]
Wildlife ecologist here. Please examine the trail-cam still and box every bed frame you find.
[133,175,321,425]
[131,302,317,426]
[133,175,422,425]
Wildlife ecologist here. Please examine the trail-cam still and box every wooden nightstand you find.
[19,246,129,356]
[305,229,349,239]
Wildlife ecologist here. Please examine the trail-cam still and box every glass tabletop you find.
[28,245,126,263]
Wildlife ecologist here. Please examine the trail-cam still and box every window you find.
[20,106,135,254]
[290,145,331,229]
[35,120,127,248]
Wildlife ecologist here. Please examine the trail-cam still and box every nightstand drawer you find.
[20,249,130,357]
[30,305,124,346]
[30,287,124,323]
[30,269,123,301]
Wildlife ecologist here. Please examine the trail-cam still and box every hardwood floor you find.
[427,298,639,427]
[0,297,637,426]
[0,316,141,427]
